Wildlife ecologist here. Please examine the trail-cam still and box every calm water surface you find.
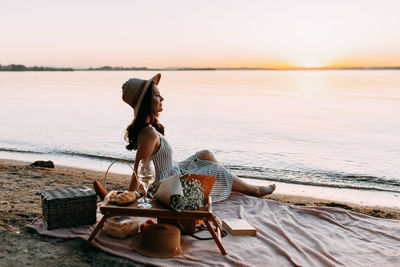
[0,70,399,193]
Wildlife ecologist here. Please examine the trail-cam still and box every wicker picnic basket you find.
[41,186,97,230]
[102,160,134,191]
[92,160,135,200]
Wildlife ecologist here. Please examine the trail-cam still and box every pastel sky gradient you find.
[1,0,400,68]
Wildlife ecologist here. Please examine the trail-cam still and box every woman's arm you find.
[128,127,159,191]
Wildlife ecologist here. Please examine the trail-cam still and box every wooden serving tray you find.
[84,196,227,255]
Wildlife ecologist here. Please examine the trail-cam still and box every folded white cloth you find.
[153,174,183,207]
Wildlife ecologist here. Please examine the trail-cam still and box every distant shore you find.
[1,64,400,71]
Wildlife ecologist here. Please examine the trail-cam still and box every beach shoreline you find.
[0,158,399,265]
[1,158,399,222]
[243,178,400,209]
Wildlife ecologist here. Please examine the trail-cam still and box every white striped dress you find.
[150,134,233,202]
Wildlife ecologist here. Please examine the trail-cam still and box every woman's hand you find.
[128,172,139,191]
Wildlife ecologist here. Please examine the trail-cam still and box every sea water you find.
[0,70,399,194]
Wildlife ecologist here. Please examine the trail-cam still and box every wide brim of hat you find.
[134,73,161,118]
[131,233,190,258]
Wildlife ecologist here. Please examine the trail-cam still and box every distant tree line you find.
[0,64,217,71]
[85,66,216,71]
[0,64,154,71]
[0,64,73,71]
[2,63,398,72]
[175,67,216,71]
[86,66,150,71]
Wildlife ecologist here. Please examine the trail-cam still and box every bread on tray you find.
[108,191,137,205]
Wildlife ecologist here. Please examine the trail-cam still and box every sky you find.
[1,0,400,69]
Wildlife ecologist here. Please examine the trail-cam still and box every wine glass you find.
[137,159,156,208]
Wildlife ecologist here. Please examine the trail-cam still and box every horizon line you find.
[1,63,400,71]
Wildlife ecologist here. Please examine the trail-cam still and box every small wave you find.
[0,148,44,154]
[237,174,400,193]
[227,164,400,194]
[56,151,133,164]
[341,174,400,187]
[0,147,133,164]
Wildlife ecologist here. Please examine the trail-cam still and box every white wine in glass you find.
[137,159,156,208]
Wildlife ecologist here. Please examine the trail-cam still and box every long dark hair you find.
[125,82,165,150]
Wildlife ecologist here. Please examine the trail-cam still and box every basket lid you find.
[41,186,96,202]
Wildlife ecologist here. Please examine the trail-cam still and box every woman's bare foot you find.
[255,184,276,197]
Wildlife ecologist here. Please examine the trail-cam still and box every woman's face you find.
[151,85,164,115]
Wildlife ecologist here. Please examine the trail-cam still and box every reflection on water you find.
[0,70,399,192]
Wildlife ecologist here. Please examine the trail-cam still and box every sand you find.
[0,158,398,266]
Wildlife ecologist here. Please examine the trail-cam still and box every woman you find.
[122,73,275,202]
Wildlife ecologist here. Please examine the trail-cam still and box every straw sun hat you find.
[122,73,161,117]
[131,223,189,258]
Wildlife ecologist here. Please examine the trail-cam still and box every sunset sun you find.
[298,60,326,69]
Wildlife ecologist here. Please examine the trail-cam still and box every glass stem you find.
[143,187,148,202]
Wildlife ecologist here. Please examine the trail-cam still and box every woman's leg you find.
[198,150,276,197]
[231,175,276,197]
[198,150,219,163]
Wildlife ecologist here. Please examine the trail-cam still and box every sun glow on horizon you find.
[295,60,326,69]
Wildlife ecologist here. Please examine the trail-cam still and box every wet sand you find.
[0,159,398,266]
